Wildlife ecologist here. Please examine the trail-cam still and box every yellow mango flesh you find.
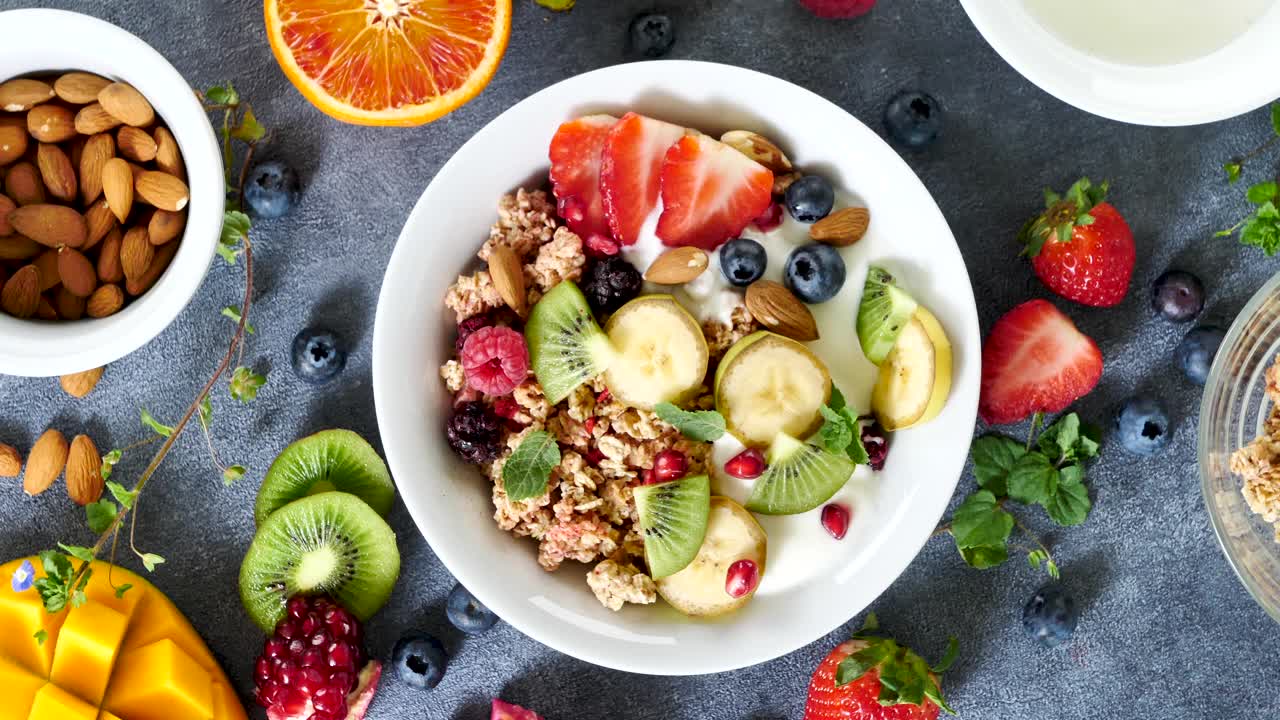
[0,557,247,720]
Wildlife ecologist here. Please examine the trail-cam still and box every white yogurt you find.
[626,197,882,593]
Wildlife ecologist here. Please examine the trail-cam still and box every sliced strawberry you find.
[548,114,618,239]
[491,699,544,720]
[656,134,773,250]
[600,112,686,246]
[979,299,1103,425]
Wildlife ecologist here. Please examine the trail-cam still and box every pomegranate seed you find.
[862,420,889,470]
[653,449,688,482]
[596,389,611,404]
[821,503,851,540]
[583,417,597,436]
[725,559,760,598]
[585,233,621,257]
[724,448,766,479]
[328,642,352,668]
[752,202,784,232]
[585,448,606,467]
[253,595,370,720]
[639,468,662,485]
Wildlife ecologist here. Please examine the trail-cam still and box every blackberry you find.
[447,401,502,464]
[455,314,491,354]
[581,257,643,314]
[861,420,889,471]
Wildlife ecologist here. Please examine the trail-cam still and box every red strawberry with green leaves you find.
[804,614,957,720]
[1020,178,1135,307]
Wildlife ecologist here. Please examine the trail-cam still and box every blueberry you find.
[784,176,835,223]
[244,161,301,219]
[392,632,447,690]
[581,257,643,313]
[1022,584,1078,648]
[719,238,767,287]
[1152,270,1204,322]
[630,13,675,58]
[446,582,498,635]
[291,327,346,385]
[1114,396,1170,456]
[784,244,845,303]
[1176,325,1225,386]
[883,91,942,150]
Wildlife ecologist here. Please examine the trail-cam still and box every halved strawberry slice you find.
[549,114,618,239]
[656,134,773,250]
[979,299,1103,425]
[600,112,686,246]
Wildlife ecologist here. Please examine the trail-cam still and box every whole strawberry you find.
[804,614,956,720]
[799,0,876,18]
[1020,178,1134,307]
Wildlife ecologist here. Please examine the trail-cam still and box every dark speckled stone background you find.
[1,0,1279,717]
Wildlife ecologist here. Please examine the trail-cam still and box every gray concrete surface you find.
[1,0,1278,718]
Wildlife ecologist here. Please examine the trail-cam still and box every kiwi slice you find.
[239,491,400,632]
[255,429,395,525]
[857,267,918,366]
[745,434,856,515]
[526,280,615,404]
[634,474,711,579]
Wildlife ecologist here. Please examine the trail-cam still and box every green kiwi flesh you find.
[634,474,710,579]
[746,433,856,515]
[526,280,615,404]
[255,429,395,525]
[239,491,400,632]
[857,266,918,366]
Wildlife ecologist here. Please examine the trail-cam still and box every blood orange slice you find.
[265,0,511,126]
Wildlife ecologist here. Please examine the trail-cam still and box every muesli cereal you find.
[1229,356,1280,542]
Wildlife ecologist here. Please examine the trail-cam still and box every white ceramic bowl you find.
[959,0,1280,126]
[0,9,223,377]
[373,61,981,675]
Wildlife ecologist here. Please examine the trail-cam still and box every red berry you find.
[653,449,688,482]
[455,313,491,354]
[549,115,617,238]
[585,233,621,258]
[798,0,876,19]
[596,389,612,404]
[724,447,766,479]
[461,326,529,396]
[492,397,520,420]
[585,448,606,467]
[583,417,597,436]
[639,468,661,485]
[821,503,850,540]
[600,112,686,246]
[725,559,760,598]
[752,202,784,232]
[492,699,546,720]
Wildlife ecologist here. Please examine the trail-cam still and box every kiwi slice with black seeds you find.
[634,474,710,579]
[239,491,400,632]
[254,429,395,525]
[526,280,615,404]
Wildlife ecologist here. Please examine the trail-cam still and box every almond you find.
[33,249,59,292]
[58,247,97,297]
[117,126,157,163]
[153,127,184,178]
[135,171,188,211]
[65,434,104,506]
[79,133,114,205]
[54,72,112,105]
[5,161,46,206]
[86,283,124,318]
[644,246,710,284]
[74,102,123,135]
[98,83,154,127]
[721,130,793,173]
[23,429,68,496]
[745,280,819,342]
[26,105,76,143]
[35,142,77,202]
[487,244,528,317]
[60,366,104,398]
[148,208,185,245]
[126,238,176,296]
[0,194,13,235]
[102,157,134,223]
[120,226,153,283]
[54,286,85,320]
[773,171,801,197]
[0,117,28,166]
[0,265,39,318]
[810,207,871,247]
[0,443,21,478]
[96,227,124,283]
[35,295,58,320]
[8,204,87,248]
[0,234,40,260]
[0,78,55,112]
[84,198,116,249]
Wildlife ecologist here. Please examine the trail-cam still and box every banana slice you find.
[871,305,952,430]
[603,295,708,409]
[656,496,767,617]
[714,331,831,446]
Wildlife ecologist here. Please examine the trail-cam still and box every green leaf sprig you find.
[1218,103,1280,254]
[654,402,727,443]
[502,430,561,502]
[815,387,870,465]
[940,412,1100,579]
[834,613,958,714]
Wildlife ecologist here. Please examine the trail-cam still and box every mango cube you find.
[26,684,98,720]
[50,600,129,707]
[0,583,66,676]
[0,656,44,720]
[103,639,214,720]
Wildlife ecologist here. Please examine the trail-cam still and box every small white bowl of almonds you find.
[0,8,223,377]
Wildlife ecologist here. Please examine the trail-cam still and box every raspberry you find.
[461,326,529,396]
[492,397,520,420]
[752,202,784,232]
[585,233,621,258]
[861,420,888,471]
[723,447,766,479]
[447,402,503,464]
[581,257,643,313]
[455,313,491,354]
[798,0,876,19]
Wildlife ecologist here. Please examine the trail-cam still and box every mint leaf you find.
[502,430,560,501]
[221,306,256,334]
[231,106,266,143]
[829,386,847,412]
[1075,423,1101,459]
[1225,161,1242,184]
[223,465,246,485]
[653,403,726,442]
[1038,413,1080,462]
[204,85,238,105]
[230,366,266,402]
[106,480,136,509]
[1006,452,1057,505]
[1249,181,1278,204]
[1045,465,1091,526]
[137,553,165,572]
[959,544,1008,569]
[951,490,1014,550]
[57,544,95,563]
[818,404,854,454]
[140,408,173,437]
[1242,203,1280,255]
[845,423,870,466]
[220,210,251,245]
[931,637,960,674]
[970,435,1025,495]
[86,500,118,533]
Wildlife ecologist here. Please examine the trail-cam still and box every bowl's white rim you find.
[372,59,981,675]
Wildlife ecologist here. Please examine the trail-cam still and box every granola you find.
[1229,354,1280,542]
